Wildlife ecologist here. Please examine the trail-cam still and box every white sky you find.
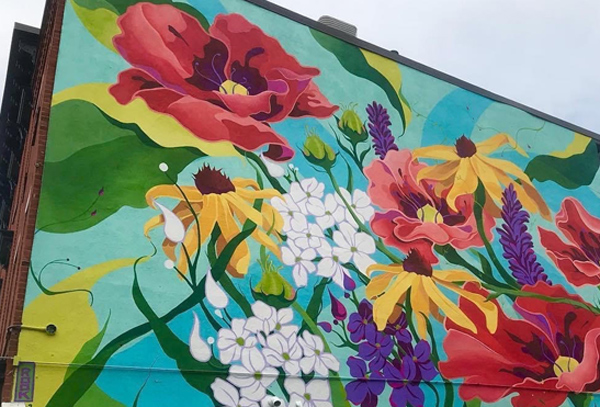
[1,0,599,134]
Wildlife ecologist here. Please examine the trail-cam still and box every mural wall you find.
[14,0,600,406]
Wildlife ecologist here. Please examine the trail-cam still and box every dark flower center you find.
[455,135,477,158]
[403,249,433,277]
[193,165,235,195]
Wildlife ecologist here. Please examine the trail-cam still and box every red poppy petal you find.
[510,378,567,407]
[209,13,319,80]
[288,81,339,119]
[558,327,600,392]
[558,198,600,245]
[113,3,218,99]
[129,88,292,158]
[110,68,164,105]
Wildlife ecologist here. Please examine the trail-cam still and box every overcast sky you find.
[1,0,599,134]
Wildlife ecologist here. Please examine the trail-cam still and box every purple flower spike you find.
[366,101,398,159]
[348,300,375,342]
[318,321,332,333]
[497,184,550,286]
[345,357,385,407]
[343,272,357,291]
[329,289,347,321]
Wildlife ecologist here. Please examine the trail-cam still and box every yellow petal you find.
[177,225,199,274]
[478,155,530,184]
[438,281,498,333]
[146,185,203,206]
[164,216,195,262]
[366,263,404,277]
[413,145,459,161]
[260,203,284,234]
[252,228,281,259]
[471,155,504,204]
[144,214,163,237]
[421,277,477,333]
[233,178,259,190]
[216,197,250,277]
[225,192,266,228]
[475,133,528,157]
[446,159,478,211]
[432,269,480,283]
[237,188,282,200]
[416,160,460,183]
[373,273,416,330]
[366,272,395,299]
[410,277,430,339]
[520,179,551,220]
[199,194,219,245]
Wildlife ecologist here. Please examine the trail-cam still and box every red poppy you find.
[539,197,600,286]
[109,3,337,160]
[364,149,494,263]
[439,282,600,407]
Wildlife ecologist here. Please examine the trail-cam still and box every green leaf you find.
[525,136,600,189]
[73,384,127,407]
[311,29,411,134]
[65,314,111,381]
[464,398,482,407]
[37,100,201,233]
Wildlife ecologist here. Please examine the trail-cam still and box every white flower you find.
[316,242,349,289]
[286,218,325,249]
[334,188,375,227]
[289,178,325,216]
[271,194,307,232]
[262,333,303,375]
[245,302,299,339]
[205,268,229,309]
[189,312,212,362]
[298,331,340,375]
[315,193,345,229]
[285,378,332,407]
[152,201,185,243]
[228,348,278,401]
[217,319,257,364]
[260,153,286,178]
[332,222,375,273]
[282,241,316,288]
[211,379,257,407]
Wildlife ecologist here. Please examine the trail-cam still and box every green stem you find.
[220,274,253,317]
[426,319,453,407]
[326,168,403,265]
[473,186,518,288]
[241,149,286,194]
[483,283,600,314]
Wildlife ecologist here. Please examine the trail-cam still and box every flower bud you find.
[338,105,368,144]
[252,255,296,309]
[303,131,337,170]
[318,321,333,333]
[328,289,347,321]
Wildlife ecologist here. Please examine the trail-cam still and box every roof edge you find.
[242,0,600,142]
[14,22,40,35]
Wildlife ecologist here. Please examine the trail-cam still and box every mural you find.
[14,0,600,406]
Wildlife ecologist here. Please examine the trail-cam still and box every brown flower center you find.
[403,249,433,277]
[455,136,477,158]
[193,165,235,195]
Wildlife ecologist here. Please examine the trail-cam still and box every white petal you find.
[211,378,239,407]
[353,253,376,273]
[332,246,352,263]
[228,365,254,387]
[245,316,263,334]
[282,246,297,266]
[316,258,336,278]
[240,381,266,402]
[153,201,186,243]
[284,377,307,395]
[301,248,317,261]
[355,232,376,254]
[285,360,301,375]
[189,312,212,363]
[300,356,316,374]
[320,353,340,372]
[205,269,229,309]
[293,266,308,288]
[307,379,331,400]
[332,229,351,250]
[277,308,293,325]
[261,153,286,178]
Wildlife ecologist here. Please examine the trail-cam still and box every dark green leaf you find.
[37,100,200,233]
[525,139,600,189]
[65,314,111,380]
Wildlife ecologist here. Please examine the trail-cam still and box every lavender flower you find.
[358,329,393,371]
[348,300,376,342]
[497,184,550,286]
[384,358,424,407]
[366,102,398,159]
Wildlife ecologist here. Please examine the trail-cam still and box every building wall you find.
[7,0,600,406]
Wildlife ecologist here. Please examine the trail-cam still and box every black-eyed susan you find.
[144,165,283,277]
[366,249,497,339]
[414,133,550,220]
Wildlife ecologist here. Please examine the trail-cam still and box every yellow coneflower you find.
[144,165,283,277]
[414,133,550,220]
[366,249,497,338]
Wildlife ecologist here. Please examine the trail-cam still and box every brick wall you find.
[0,0,65,400]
